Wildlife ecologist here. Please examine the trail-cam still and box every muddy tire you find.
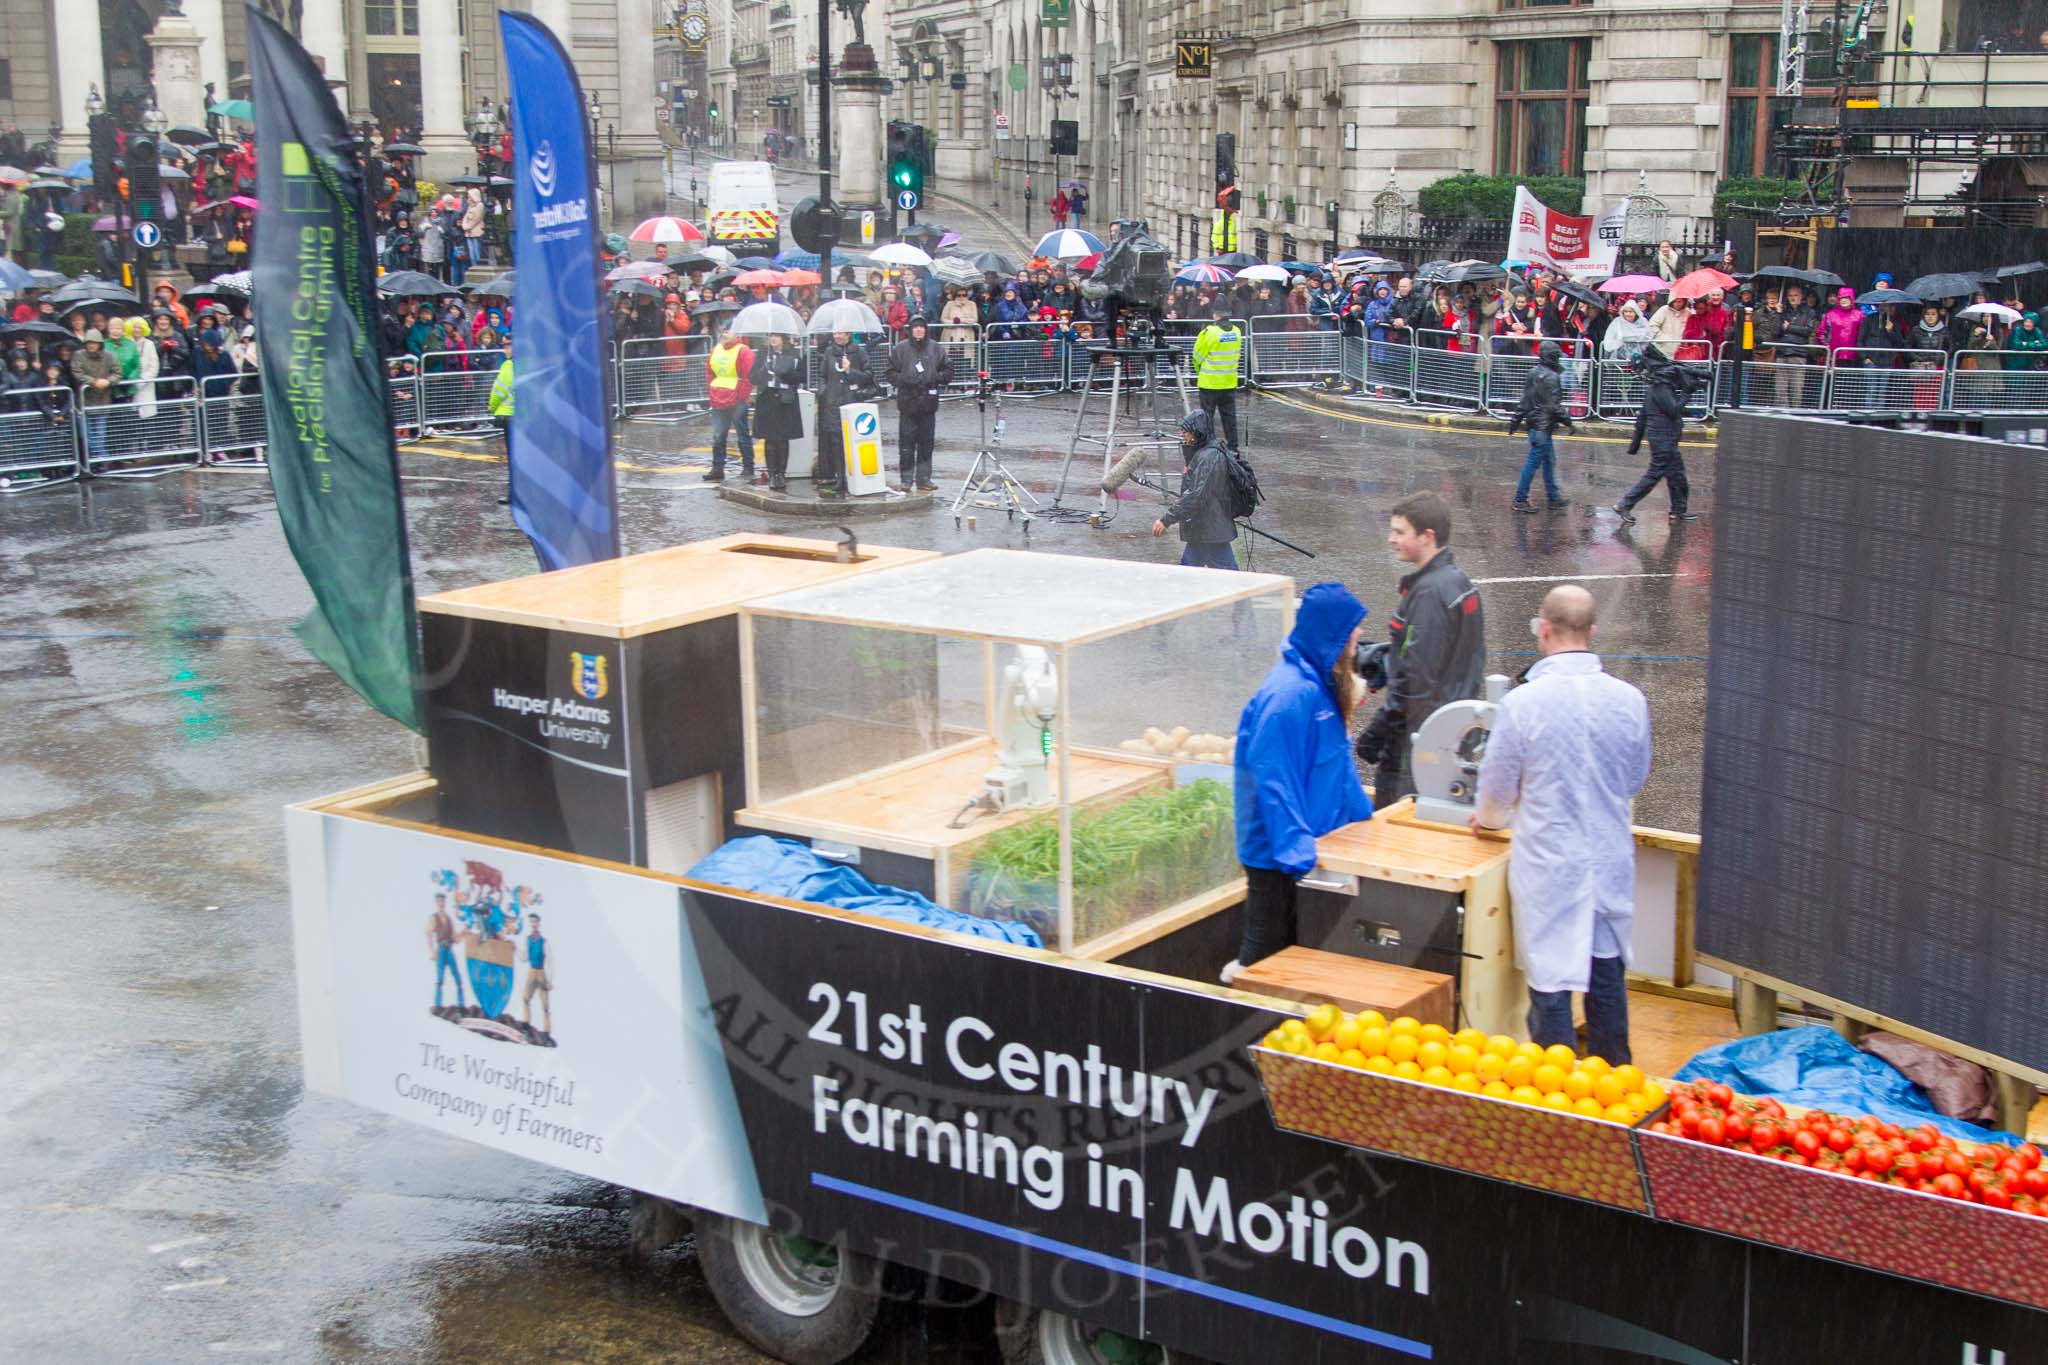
[995,1300,1200,1365]
[695,1211,882,1365]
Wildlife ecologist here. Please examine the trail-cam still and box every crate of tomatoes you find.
[1638,1080,2048,1310]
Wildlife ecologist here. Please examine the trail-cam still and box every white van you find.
[706,161,781,254]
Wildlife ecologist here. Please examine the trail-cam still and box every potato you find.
[1144,726,1168,749]
[1168,725,1190,748]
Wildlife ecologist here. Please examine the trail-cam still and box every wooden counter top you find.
[1314,806,1511,892]
[739,739,1170,859]
[417,534,938,638]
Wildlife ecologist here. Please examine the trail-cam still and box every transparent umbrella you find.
[807,298,886,335]
[730,301,806,337]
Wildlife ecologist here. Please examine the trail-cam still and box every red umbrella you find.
[228,195,261,210]
[1075,251,1103,271]
[630,215,706,244]
[777,268,822,286]
[1668,267,1738,301]
[733,269,783,287]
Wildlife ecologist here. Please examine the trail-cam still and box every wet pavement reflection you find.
[0,388,1714,1359]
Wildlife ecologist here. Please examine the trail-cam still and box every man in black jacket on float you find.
[1354,491,1486,804]
[884,315,950,492]
[1613,346,1699,523]
[1507,339,1574,512]
[1151,409,1237,569]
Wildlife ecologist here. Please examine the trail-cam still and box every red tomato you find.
[2019,1169,2048,1198]
[1725,1113,1751,1143]
[1680,1113,1701,1139]
[1934,1173,1966,1199]
[1985,1186,2015,1211]
[1944,1151,1971,1179]
[1843,1147,1865,1172]
[2018,1144,2042,1170]
[1707,1083,1734,1108]
[1826,1127,1853,1153]
[1697,1117,1725,1146]
[1751,1122,1780,1152]
[1894,1153,1920,1180]
[1650,1120,1672,1135]
[1759,1098,1786,1119]
[1793,1130,1822,1160]
[1909,1131,1935,1153]
[1876,1121,1901,1140]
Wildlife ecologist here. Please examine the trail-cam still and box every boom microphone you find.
[1100,443,1156,494]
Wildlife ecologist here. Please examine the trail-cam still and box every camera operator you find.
[1612,346,1700,524]
[1354,492,1486,805]
[1152,410,1237,569]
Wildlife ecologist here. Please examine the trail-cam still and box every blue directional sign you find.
[897,189,919,211]
[132,220,162,249]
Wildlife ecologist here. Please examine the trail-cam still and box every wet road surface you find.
[0,387,1714,1360]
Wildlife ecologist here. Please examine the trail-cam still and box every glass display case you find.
[736,549,1295,954]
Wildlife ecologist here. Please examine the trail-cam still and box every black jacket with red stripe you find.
[1378,548,1486,745]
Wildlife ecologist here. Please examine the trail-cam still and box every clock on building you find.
[681,11,708,48]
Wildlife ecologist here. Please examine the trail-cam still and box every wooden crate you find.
[1233,946,1454,1030]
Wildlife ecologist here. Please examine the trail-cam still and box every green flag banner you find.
[246,6,424,732]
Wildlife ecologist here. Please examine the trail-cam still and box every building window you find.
[0,59,11,101]
[1494,39,1590,178]
[1725,33,1780,178]
[365,0,419,37]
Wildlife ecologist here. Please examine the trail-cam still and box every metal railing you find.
[1247,313,1342,388]
[1825,348,1951,414]
[0,387,81,490]
[1482,337,1593,423]
[1948,354,2048,412]
[1718,343,1829,412]
[420,348,507,433]
[200,380,268,467]
[1410,329,1485,410]
[85,374,204,478]
[618,336,711,422]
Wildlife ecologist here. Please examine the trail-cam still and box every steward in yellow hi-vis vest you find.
[1191,302,1243,451]
[1210,210,1239,254]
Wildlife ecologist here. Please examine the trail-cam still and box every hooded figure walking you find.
[1152,409,1238,569]
[1506,339,1574,512]
[1613,346,1700,524]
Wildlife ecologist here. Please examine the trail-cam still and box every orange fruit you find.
[1338,1048,1367,1070]
[1364,1055,1394,1074]
[1579,1056,1612,1080]
[1389,1016,1422,1037]
[1261,1028,1288,1051]
[1331,1020,1364,1052]
[1510,1085,1544,1106]
[1421,1065,1455,1088]
[1544,1044,1579,1070]
[1280,1019,1310,1043]
[1312,1041,1342,1062]
[1502,1055,1535,1088]
[1446,1044,1481,1076]
[1387,1034,1420,1065]
[1531,1063,1568,1096]
[1416,1040,1450,1071]
[1418,1023,1452,1045]
[1357,1027,1389,1058]
[1604,1102,1637,1125]
[1453,1028,1488,1049]
[1541,1091,1574,1111]
[1612,1064,1647,1093]
[1515,1041,1546,1063]
[1482,1079,1513,1099]
[1592,1075,1626,1108]
[1450,1073,1483,1093]
[1637,1083,1668,1112]
[1487,1034,1518,1057]
[1355,1009,1387,1031]
[1475,1052,1507,1083]
[1393,1059,1423,1080]
[1560,1071,1594,1103]
[1573,1095,1607,1118]
[1306,1004,1344,1039]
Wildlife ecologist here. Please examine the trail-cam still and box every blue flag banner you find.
[498,12,620,570]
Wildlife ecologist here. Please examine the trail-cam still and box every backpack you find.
[1222,445,1262,520]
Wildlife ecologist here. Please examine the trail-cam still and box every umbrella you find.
[772,249,822,270]
[228,195,260,210]
[23,269,67,290]
[1279,260,1327,275]
[606,260,672,282]
[733,269,784,287]
[25,179,73,193]
[931,257,981,286]
[1750,264,1845,290]
[62,158,92,180]
[377,270,459,297]
[489,176,514,188]
[31,164,62,176]
[1905,272,1983,303]
[192,142,234,156]
[779,269,822,286]
[1992,261,2048,282]
[465,273,516,299]
[730,301,806,337]
[702,271,739,291]
[944,248,1012,275]
[820,283,865,299]
[1550,279,1608,311]
[735,256,775,270]
[166,125,212,146]
[1060,180,1085,191]
[937,232,962,249]
[380,142,428,157]
[699,244,737,266]
[443,174,487,188]
[0,166,25,185]
[209,98,255,121]
[1176,263,1234,285]
[631,215,706,244]
[0,258,32,291]
[870,242,934,268]
[89,216,119,232]
[0,320,74,340]
[807,298,885,335]
[158,166,191,181]
[203,270,254,294]
[900,224,945,248]
[609,277,669,299]
[1208,251,1261,269]
[1598,274,1666,294]
[690,300,741,318]
[663,253,717,273]
[52,279,135,304]
[1958,302,2022,325]
[1072,252,1103,272]
[1668,267,1740,301]
[1855,288,1920,306]
[1419,259,1507,285]
[1236,263,1292,284]
[1032,228,1104,260]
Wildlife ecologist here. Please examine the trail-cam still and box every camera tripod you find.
[1048,343,1192,524]
[951,371,1037,531]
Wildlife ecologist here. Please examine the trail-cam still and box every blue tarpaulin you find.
[1675,1026,2017,1143]
[688,837,1044,949]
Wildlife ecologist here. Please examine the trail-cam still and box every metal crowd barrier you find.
[1362,335,1418,400]
[86,374,204,478]
[980,328,1066,394]
[1410,330,1485,410]
[618,336,711,422]
[0,387,81,490]
[1592,351,1717,423]
[1482,337,1593,422]
[200,380,268,467]
[1247,314,1342,387]
[420,348,507,434]
[1718,343,1829,412]
[389,372,423,446]
[1826,348,1950,414]
[1948,353,2048,411]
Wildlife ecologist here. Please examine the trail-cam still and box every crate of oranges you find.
[1250,1004,1662,1212]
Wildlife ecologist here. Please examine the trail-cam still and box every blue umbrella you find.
[772,249,820,270]
[62,158,91,181]
[0,258,32,292]
[736,256,775,270]
[1032,228,1104,260]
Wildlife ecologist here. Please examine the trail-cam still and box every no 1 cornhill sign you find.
[1176,39,1212,78]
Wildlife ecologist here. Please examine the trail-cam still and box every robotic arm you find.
[950,646,1060,825]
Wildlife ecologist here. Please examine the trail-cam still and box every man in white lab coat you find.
[1471,585,1651,1064]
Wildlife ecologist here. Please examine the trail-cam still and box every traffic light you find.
[1215,132,1236,191]
[708,102,720,122]
[1049,119,1078,157]
[887,121,921,199]
[89,113,119,198]
[126,136,160,205]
